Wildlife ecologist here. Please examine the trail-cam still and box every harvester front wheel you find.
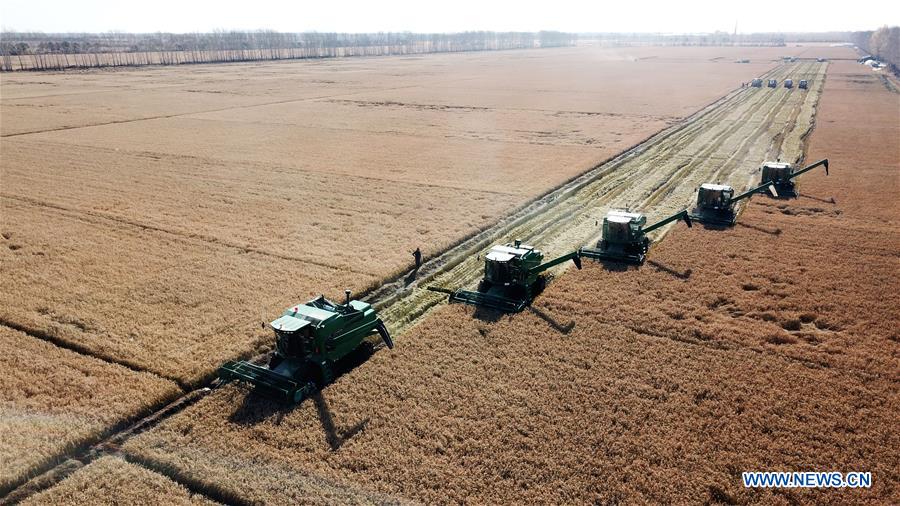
[293,382,317,404]
[531,276,547,296]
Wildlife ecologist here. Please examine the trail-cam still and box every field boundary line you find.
[0,319,184,386]
[0,83,424,138]
[2,140,525,198]
[1,193,379,277]
[0,320,189,500]
[0,389,212,505]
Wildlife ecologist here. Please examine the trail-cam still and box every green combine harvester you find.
[689,181,777,226]
[759,158,829,198]
[430,240,582,312]
[580,209,693,264]
[218,291,392,403]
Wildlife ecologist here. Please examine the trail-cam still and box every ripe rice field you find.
[120,55,900,504]
[20,457,216,505]
[0,326,179,496]
[2,43,897,503]
[2,45,792,387]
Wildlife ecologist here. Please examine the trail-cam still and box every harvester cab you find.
[690,182,777,226]
[760,158,829,198]
[430,240,582,312]
[218,291,392,404]
[581,209,692,264]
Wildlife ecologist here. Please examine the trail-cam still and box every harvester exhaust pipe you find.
[345,289,351,306]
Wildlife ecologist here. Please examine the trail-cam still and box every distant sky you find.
[1,0,897,34]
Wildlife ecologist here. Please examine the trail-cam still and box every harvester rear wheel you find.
[315,362,334,387]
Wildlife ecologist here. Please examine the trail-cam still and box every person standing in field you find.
[413,247,422,270]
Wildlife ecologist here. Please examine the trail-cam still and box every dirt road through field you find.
[372,61,827,336]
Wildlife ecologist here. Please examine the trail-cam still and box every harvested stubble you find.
[124,51,898,504]
[0,326,180,495]
[21,456,217,506]
[1,46,784,385]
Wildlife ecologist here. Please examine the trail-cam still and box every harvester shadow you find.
[798,193,836,205]
[313,392,370,451]
[228,387,292,427]
[228,345,377,451]
[698,222,730,232]
[471,305,504,323]
[647,260,692,280]
[528,306,575,334]
[735,221,782,236]
[597,260,632,273]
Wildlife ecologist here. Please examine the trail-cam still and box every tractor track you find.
[3,62,827,504]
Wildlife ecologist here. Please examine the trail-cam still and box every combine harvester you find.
[429,240,582,312]
[689,158,831,225]
[580,209,692,264]
[760,158,829,198]
[689,181,777,226]
[219,292,392,403]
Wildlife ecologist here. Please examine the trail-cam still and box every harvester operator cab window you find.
[604,218,633,242]
[763,163,791,183]
[275,326,311,357]
[485,258,511,284]
[700,186,732,209]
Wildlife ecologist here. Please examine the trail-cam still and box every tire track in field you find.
[371,62,826,337]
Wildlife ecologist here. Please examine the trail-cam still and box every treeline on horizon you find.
[849,26,899,69]
[1,27,896,72]
[0,30,576,71]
